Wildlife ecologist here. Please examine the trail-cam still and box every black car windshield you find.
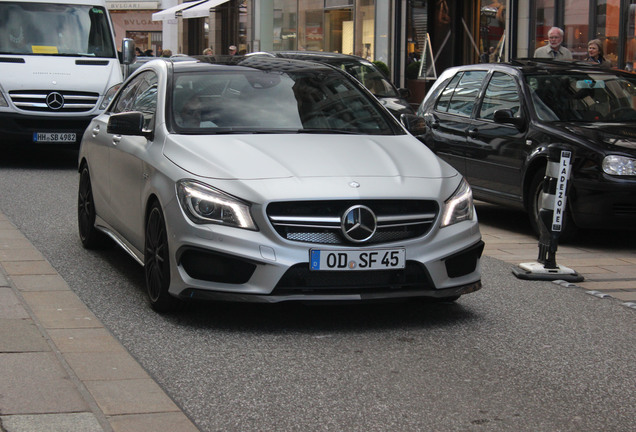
[0,2,116,58]
[172,68,398,135]
[526,72,636,122]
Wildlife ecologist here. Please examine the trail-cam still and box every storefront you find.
[107,1,163,54]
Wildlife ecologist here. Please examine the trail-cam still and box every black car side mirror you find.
[493,109,525,129]
[107,111,152,139]
[400,113,427,136]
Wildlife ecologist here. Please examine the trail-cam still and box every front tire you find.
[145,202,179,312]
[78,165,109,249]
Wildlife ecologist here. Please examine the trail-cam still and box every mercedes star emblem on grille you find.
[341,205,377,243]
[46,92,64,110]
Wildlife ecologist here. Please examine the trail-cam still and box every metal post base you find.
[512,262,584,282]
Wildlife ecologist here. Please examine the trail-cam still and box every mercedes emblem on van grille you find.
[46,92,64,110]
[341,205,377,243]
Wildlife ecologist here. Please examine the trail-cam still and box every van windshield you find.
[0,2,116,58]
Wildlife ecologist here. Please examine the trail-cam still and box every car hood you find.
[163,133,454,180]
[558,123,636,152]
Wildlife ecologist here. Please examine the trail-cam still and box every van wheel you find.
[145,202,179,312]
[77,166,109,249]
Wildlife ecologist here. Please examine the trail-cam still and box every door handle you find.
[430,119,440,129]
[112,135,122,145]
[91,125,100,137]
[467,128,479,138]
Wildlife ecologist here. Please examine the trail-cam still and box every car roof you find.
[448,58,636,78]
[167,55,339,74]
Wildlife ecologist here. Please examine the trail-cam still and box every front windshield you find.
[0,2,116,57]
[526,72,636,122]
[172,68,398,135]
[338,61,399,98]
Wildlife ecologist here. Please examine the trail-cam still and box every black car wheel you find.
[145,202,179,312]
[78,165,109,249]
[528,169,576,241]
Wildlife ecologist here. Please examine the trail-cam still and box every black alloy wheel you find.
[78,165,109,249]
[145,202,178,312]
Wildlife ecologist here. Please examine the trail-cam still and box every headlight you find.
[0,86,8,107]
[603,155,636,176]
[99,83,121,110]
[177,180,257,230]
[440,178,474,228]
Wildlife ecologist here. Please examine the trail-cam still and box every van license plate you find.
[310,248,405,271]
[33,132,76,143]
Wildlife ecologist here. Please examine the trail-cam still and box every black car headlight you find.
[440,178,474,227]
[603,155,636,176]
[177,180,257,230]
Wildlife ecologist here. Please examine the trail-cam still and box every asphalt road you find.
[1,148,635,432]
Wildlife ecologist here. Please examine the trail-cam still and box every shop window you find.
[596,0,621,67]
[564,1,589,60]
[479,0,506,63]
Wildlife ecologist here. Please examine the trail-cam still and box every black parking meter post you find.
[513,144,584,282]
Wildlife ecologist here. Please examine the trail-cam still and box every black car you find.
[417,59,636,236]
[248,51,415,118]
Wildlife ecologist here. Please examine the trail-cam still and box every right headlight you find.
[440,178,474,228]
[603,155,636,176]
[176,180,257,230]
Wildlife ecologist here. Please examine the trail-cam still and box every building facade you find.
[109,0,636,100]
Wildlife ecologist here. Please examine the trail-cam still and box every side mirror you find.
[107,111,151,138]
[121,38,136,65]
[398,88,411,99]
[400,113,427,136]
[493,109,525,129]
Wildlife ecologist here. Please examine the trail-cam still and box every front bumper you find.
[0,112,94,146]
[570,176,636,230]
[163,198,484,303]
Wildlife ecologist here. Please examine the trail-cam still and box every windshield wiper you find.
[297,128,363,134]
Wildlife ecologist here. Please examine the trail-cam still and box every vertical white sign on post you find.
[552,150,572,232]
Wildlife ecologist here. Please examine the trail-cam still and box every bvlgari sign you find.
[107,1,159,9]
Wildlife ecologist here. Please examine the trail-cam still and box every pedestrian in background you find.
[203,47,213,55]
[161,49,172,58]
[586,39,611,67]
[534,27,572,60]
[228,45,237,55]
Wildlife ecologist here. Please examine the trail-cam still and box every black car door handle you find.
[467,128,479,138]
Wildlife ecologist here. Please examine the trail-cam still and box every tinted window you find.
[435,71,487,117]
[131,73,158,130]
[478,72,521,120]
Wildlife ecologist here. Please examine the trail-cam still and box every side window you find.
[446,71,487,117]
[435,73,462,113]
[131,72,158,130]
[110,77,143,114]
[478,72,521,120]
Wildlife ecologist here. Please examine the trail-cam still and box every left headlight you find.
[177,180,257,230]
[440,178,474,228]
[603,155,636,176]
[99,83,122,110]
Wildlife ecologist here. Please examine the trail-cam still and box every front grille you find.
[9,90,99,113]
[272,261,433,295]
[267,200,438,245]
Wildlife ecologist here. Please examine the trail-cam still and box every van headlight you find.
[603,155,636,176]
[440,178,474,227]
[99,83,121,110]
[177,180,257,230]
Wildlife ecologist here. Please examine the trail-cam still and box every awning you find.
[151,0,206,21]
[181,0,228,18]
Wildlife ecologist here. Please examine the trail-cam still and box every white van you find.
[0,0,134,146]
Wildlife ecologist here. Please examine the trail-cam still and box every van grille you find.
[9,90,99,113]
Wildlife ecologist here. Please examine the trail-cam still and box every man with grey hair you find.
[534,27,573,59]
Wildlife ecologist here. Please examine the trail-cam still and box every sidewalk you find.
[0,211,199,432]
[1,206,635,432]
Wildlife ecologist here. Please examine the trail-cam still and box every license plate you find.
[310,248,405,271]
[33,132,76,143]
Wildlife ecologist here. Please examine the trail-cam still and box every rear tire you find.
[145,202,179,313]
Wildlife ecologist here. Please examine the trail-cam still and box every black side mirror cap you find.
[493,109,525,129]
[107,111,152,139]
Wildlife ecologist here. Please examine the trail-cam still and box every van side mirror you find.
[493,109,525,129]
[121,38,136,65]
